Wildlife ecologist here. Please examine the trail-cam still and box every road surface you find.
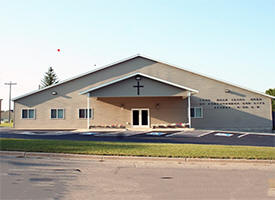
[0,153,275,200]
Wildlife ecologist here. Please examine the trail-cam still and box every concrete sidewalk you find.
[1,151,274,165]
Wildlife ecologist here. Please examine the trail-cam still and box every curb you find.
[1,151,274,164]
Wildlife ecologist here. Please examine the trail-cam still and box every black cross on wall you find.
[133,80,144,95]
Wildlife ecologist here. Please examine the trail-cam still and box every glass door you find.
[132,110,140,126]
[132,109,150,128]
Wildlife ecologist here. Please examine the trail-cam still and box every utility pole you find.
[4,81,17,123]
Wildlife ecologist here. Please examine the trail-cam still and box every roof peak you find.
[13,54,275,100]
[79,72,198,95]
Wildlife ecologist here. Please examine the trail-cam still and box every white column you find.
[187,92,191,128]
[87,93,90,129]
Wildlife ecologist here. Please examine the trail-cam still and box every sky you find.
[0,0,274,110]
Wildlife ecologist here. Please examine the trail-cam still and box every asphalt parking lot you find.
[0,128,274,147]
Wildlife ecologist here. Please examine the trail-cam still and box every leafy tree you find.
[265,88,275,111]
[40,67,59,88]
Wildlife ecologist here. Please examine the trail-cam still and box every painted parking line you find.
[198,131,215,137]
[165,132,182,137]
[165,131,214,138]
[238,133,249,138]
[237,132,275,138]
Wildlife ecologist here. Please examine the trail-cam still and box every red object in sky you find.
[57,49,60,52]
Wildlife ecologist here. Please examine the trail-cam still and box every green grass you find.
[0,122,13,127]
[1,138,274,160]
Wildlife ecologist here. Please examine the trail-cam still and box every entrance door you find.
[132,109,150,128]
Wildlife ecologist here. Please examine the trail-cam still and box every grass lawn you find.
[0,122,13,128]
[0,138,274,160]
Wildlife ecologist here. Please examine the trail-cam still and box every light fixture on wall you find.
[135,75,141,81]
[120,104,125,110]
[225,89,231,93]
[155,103,160,110]
[51,91,58,95]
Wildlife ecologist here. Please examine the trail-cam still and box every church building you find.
[13,55,274,131]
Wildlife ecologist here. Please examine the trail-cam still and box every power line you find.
[4,81,17,123]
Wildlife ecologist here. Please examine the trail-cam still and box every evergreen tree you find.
[40,67,59,88]
[265,88,275,111]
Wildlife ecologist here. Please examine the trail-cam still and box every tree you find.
[40,67,59,88]
[265,88,275,111]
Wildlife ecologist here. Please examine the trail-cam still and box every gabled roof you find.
[13,54,275,100]
[13,54,141,101]
[79,72,199,95]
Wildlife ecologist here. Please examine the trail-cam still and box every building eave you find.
[13,53,275,100]
[12,54,141,101]
[137,54,275,100]
[79,72,199,95]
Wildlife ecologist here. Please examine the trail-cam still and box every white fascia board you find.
[12,54,141,101]
[79,72,199,95]
[138,54,275,99]
[13,53,275,100]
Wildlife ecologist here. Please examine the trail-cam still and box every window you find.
[21,109,35,119]
[191,107,203,118]
[79,109,92,119]
[51,109,64,119]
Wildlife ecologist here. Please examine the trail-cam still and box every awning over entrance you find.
[79,73,198,97]
[79,73,198,129]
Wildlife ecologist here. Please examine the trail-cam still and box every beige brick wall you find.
[91,97,188,128]
[14,96,187,129]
